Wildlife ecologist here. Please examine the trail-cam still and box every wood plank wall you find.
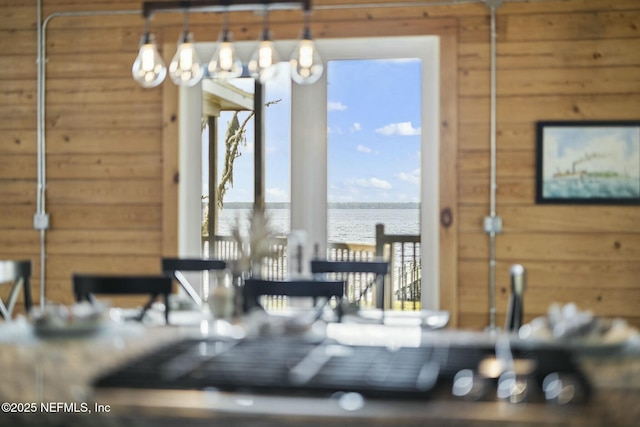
[0,0,638,329]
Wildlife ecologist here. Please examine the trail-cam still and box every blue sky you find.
[205,59,422,203]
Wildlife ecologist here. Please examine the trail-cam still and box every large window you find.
[184,36,440,308]
[202,63,292,240]
[327,59,421,245]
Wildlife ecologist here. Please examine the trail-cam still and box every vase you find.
[208,269,234,320]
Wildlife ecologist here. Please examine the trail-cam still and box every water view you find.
[216,203,420,245]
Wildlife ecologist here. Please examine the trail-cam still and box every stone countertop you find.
[0,319,638,427]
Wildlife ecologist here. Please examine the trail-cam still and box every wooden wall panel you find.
[0,80,36,104]
[0,131,36,154]
[456,0,640,331]
[438,32,459,325]
[0,6,36,29]
[0,154,36,178]
[49,205,161,230]
[458,150,534,178]
[0,30,35,55]
[459,177,534,205]
[0,56,37,80]
[461,259,640,291]
[46,179,162,204]
[460,284,640,319]
[45,103,162,129]
[47,154,162,179]
[46,230,162,255]
[0,230,40,254]
[45,78,160,104]
[0,104,36,129]
[504,11,640,42]
[47,255,163,279]
[461,67,640,96]
[0,205,35,229]
[459,206,640,233]
[45,129,162,154]
[460,39,640,69]
[461,233,640,262]
[161,53,179,258]
[0,0,638,331]
[460,94,640,123]
[458,123,534,151]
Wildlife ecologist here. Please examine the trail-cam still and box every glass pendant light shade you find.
[132,32,167,88]
[207,29,243,80]
[290,27,323,85]
[169,31,204,87]
[248,29,280,83]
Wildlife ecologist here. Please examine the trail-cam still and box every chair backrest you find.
[72,274,172,324]
[162,258,227,272]
[161,258,227,306]
[310,260,389,309]
[242,278,345,315]
[0,260,33,320]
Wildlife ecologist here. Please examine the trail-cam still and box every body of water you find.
[543,177,640,199]
[217,208,420,245]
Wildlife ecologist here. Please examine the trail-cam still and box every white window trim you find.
[181,36,440,309]
[291,36,440,310]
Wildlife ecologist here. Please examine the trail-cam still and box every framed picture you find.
[536,120,640,205]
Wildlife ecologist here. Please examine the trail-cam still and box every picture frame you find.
[536,120,640,205]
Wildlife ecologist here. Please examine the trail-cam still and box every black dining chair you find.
[242,278,345,320]
[72,274,173,324]
[310,260,390,309]
[161,257,227,306]
[0,260,33,320]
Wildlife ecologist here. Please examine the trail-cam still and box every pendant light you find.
[134,1,323,88]
[132,18,167,88]
[290,8,323,85]
[207,8,243,80]
[169,13,204,87]
[248,6,280,83]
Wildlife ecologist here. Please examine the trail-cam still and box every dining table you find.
[0,305,639,427]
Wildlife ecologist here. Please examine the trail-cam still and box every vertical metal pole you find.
[36,0,45,311]
[488,4,498,331]
[254,79,265,213]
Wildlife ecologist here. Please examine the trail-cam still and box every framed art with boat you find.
[536,120,640,205]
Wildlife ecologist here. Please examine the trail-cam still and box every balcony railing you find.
[204,225,421,311]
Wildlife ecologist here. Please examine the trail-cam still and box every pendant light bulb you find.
[132,32,167,88]
[249,29,280,83]
[169,31,204,87]
[290,27,323,85]
[208,29,243,80]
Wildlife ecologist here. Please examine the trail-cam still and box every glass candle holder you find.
[208,269,234,319]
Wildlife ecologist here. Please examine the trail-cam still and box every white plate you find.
[354,310,450,329]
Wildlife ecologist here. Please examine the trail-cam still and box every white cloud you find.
[350,122,361,132]
[397,168,420,184]
[328,101,347,112]
[370,178,392,189]
[349,177,392,190]
[266,187,288,201]
[375,121,421,136]
[357,144,372,154]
